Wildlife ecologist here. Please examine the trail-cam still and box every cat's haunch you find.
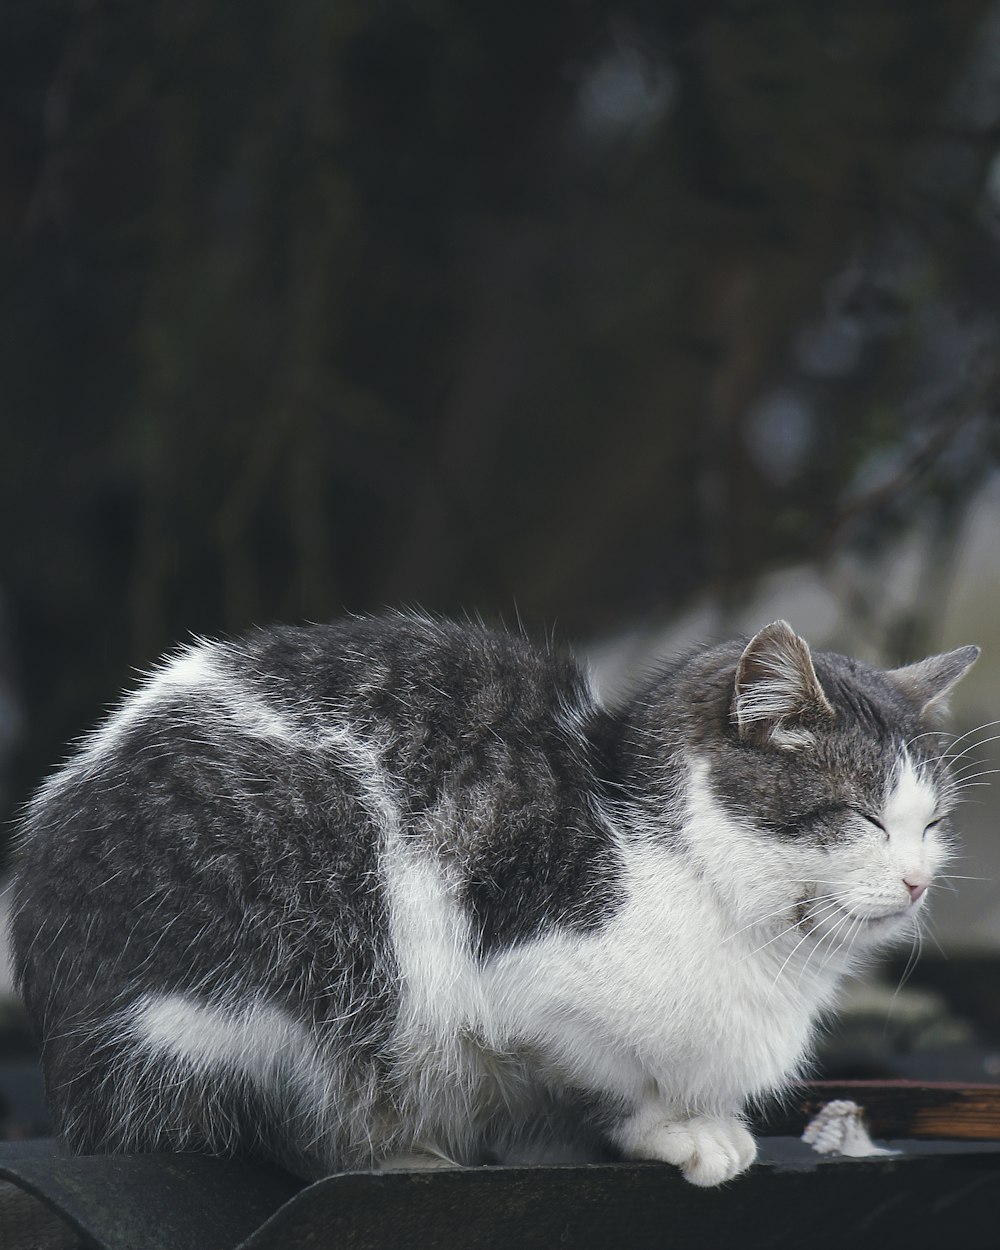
[10,615,979,1184]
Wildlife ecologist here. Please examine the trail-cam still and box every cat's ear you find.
[886,645,980,722]
[734,621,835,748]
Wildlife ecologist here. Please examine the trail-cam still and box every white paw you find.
[627,1115,757,1187]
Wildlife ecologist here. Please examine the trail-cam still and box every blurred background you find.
[1,0,1000,1114]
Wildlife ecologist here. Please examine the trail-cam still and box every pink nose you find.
[904,878,928,903]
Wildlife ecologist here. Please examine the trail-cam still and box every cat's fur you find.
[10,615,979,1185]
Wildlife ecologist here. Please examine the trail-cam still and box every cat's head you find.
[661,622,980,962]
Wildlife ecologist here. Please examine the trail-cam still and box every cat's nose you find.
[904,877,928,903]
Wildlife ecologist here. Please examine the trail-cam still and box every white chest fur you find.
[388,755,839,1127]
[484,816,832,1115]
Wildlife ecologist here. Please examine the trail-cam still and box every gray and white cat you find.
[10,615,979,1186]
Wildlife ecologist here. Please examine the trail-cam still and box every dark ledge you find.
[1,1135,999,1250]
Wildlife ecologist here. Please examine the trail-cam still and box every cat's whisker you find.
[738,900,845,962]
[925,925,947,961]
[811,905,869,983]
[765,901,852,993]
[947,758,1000,785]
[887,926,923,1024]
[934,732,999,781]
[735,905,835,960]
[721,893,847,945]
[938,718,1000,755]
[907,728,958,747]
[914,910,947,960]
[721,908,807,945]
[945,755,988,780]
[766,928,821,997]
[944,738,1000,768]
[944,728,998,753]
[945,760,1000,780]
[833,914,866,974]
[798,910,854,983]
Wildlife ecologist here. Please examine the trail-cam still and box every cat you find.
[9,614,979,1186]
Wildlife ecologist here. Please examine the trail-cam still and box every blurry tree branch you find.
[1,0,999,821]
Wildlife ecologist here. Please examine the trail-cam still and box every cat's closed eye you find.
[850,808,887,835]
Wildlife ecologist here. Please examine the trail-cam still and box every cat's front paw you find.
[622,1114,757,1187]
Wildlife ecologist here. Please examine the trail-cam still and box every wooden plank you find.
[761,1080,1000,1140]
